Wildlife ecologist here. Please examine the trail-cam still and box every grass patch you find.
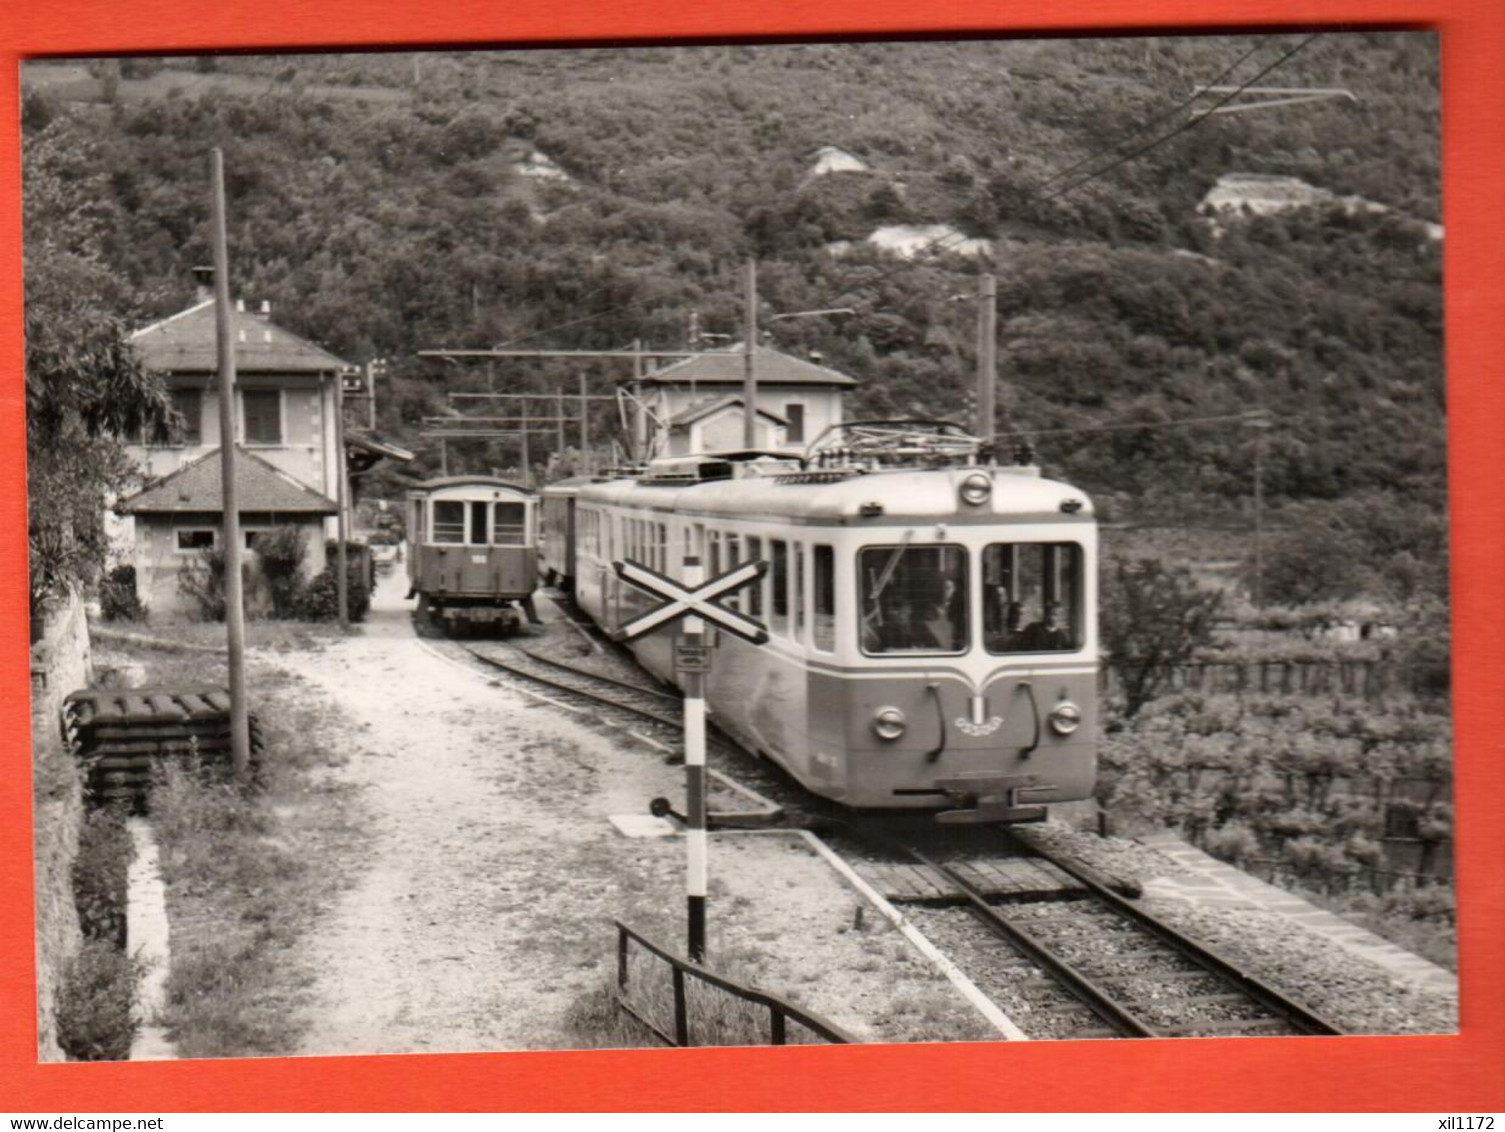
[565,944,826,1050]
[55,940,142,1061]
[116,640,365,1058]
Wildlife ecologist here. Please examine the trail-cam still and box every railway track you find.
[456,641,685,735]
[868,833,1345,1040]
[444,611,1344,1040]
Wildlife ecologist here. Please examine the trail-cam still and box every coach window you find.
[813,545,836,652]
[493,502,526,546]
[655,522,668,572]
[859,544,968,655]
[770,539,789,635]
[745,537,764,616]
[468,501,488,545]
[723,534,741,610]
[707,529,721,580]
[433,501,466,544]
[983,543,1083,654]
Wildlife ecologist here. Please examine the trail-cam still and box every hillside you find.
[20,33,1444,562]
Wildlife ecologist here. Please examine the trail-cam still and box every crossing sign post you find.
[613,554,767,962]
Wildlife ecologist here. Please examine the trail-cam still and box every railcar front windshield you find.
[859,544,968,655]
[983,542,1084,654]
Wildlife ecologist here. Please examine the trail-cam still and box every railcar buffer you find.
[611,559,769,644]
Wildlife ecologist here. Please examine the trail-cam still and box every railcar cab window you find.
[432,501,466,544]
[984,543,1084,654]
[860,545,968,655]
[492,502,526,546]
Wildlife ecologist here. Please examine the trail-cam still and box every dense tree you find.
[1100,557,1225,717]
[24,119,173,634]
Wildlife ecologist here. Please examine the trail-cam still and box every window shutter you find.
[243,390,281,444]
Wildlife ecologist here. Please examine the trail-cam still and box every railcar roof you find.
[577,466,1092,523]
[411,476,532,494]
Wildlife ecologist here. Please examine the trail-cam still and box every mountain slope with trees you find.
[20,33,1445,612]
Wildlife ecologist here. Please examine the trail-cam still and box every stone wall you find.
[29,590,92,1061]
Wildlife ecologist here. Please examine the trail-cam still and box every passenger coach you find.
[406,475,541,632]
[570,429,1097,823]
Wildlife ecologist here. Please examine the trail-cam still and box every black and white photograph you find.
[22,32,1455,1063]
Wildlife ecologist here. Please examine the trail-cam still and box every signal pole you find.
[209,148,251,782]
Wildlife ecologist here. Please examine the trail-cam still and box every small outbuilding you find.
[114,447,337,617]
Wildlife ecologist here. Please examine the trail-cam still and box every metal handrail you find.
[614,920,855,1047]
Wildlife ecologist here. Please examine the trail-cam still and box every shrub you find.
[176,545,227,621]
[298,554,370,623]
[72,806,134,948]
[55,939,140,1061]
[99,563,147,622]
[250,526,308,619]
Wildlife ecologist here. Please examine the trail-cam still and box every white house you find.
[630,343,857,459]
[113,281,350,616]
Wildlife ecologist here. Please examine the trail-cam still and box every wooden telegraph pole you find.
[335,367,349,630]
[976,272,997,451]
[742,258,758,449]
[209,149,251,782]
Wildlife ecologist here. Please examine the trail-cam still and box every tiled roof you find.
[116,447,337,515]
[667,395,788,428]
[643,344,858,388]
[131,300,351,375]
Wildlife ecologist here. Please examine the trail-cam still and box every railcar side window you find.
[745,537,763,616]
[859,544,968,655]
[793,542,806,641]
[493,502,526,546]
[983,543,1084,654]
[433,501,466,544]
[770,539,789,635]
[813,545,835,652]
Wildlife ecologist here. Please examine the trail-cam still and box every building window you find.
[785,403,805,444]
[243,390,282,445]
[170,388,203,446]
[175,528,216,553]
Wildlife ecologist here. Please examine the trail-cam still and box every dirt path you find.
[276,569,1004,1054]
[279,570,688,1055]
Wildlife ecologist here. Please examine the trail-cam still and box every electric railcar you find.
[556,424,1097,823]
[538,476,592,591]
[406,475,541,632]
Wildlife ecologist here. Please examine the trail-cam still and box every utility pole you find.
[1248,411,1272,609]
[520,400,531,487]
[742,258,758,449]
[557,390,567,455]
[631,337,646,462]
[209,148,250,783]
[335,366,349,630]
[977,271,997,451]
[579,372,590,473]
[440,436,449,476]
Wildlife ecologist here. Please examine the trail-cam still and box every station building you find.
[113,281,350,617]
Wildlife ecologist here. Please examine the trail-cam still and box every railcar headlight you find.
[1048,701,1082,736]
[873,706,907,741]
[959,472,992,507]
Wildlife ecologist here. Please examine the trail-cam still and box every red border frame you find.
[1,0,1500,1113]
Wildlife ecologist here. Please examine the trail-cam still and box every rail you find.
[614,920,855,1047]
